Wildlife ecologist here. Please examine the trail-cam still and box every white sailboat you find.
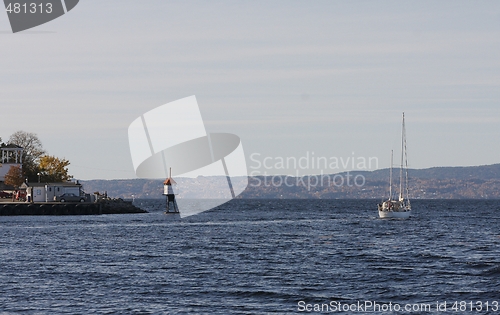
[378,113,411,219]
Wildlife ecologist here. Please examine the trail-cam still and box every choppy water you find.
[0,199,499,314]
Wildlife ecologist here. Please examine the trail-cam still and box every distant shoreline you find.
[80,163,500,200]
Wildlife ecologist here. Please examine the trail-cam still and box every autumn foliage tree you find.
[1,131,73,183]
[4,165,24,188]
[38,155,72,182]
[8,131,46,181]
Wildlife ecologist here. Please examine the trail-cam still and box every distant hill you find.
[81,163,500,200]
[356,163,500,181]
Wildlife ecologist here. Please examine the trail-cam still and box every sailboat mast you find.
[403,114,410,203]
[389,150,393,200]
[399,112,404,201]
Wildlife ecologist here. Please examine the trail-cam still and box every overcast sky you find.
[1,1,499,180]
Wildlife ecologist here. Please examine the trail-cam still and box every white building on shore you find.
[21,181,83,203]
[0,144,23,182]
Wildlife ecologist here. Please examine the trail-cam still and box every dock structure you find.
[163,168,179,214]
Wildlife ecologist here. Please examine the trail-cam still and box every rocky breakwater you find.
[98,198,148,215]
[0,199,147,216]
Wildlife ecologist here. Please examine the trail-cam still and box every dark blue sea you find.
[0,200,499,314]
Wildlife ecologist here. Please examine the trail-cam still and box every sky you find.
[1,0,500,180]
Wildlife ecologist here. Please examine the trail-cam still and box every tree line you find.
[1,131,71,187]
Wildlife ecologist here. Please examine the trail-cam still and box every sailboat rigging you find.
[378,113,411,219]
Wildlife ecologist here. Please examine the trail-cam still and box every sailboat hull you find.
[378,209,411,219]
